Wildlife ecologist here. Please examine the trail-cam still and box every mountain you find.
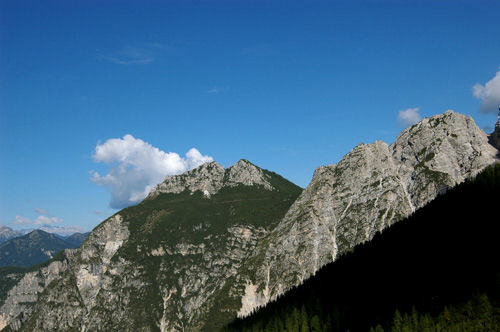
[0,111,497,331]
[236,111,498,316]
[0,227,21,244]
[61,232,89,247]
[0,160,302,331]
[0,230,82,268]
[226,163,500,331]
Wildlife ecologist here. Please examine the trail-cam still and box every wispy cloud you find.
[207,86,230,94]
[473,68,500,113]
[12,209,86,235]
[92,210,103,216]
[34,208,50,215]
[397,107,422,127]
[14,214,62,226]
[102,44,168,65]
[90,134,213,209]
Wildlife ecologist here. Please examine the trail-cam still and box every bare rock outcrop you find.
[0,111,497,331]
[239,111,498,316]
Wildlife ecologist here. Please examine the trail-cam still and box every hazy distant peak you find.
[0,226,22,244]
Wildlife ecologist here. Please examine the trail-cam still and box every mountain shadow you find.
[225,163,500,331]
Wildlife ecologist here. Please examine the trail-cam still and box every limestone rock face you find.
[237,111,498,316]
[225,160,275,190]
[0,215,131,332]
[0,160,300,332]
[147,161,226,198]
[392,111,497,208]
[0,111,497,331]
[147,159,274,199]
[0,254,72,331]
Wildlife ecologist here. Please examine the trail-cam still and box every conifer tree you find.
[392,309,403,332]
[310,315,321,332]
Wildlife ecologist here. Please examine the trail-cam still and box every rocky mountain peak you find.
[1,110,498,332]
[147,161,225,198]
[225,159,274,190]
[147,159,274,199]
[238,111,498,318]
[391,111,497,207]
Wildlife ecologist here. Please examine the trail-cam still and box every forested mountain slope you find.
[0,111,497,331]
[0,230,83,268]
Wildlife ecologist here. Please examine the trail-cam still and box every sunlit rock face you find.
[239,111,498,317]
[0,111,497,331]
[0,159,300,331]
[147,159,274,199]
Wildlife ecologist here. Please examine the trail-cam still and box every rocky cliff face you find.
[0,160,301,331]
[0,111,497,331]
[237,111,498,316]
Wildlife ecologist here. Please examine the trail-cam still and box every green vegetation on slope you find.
[0,249,68,308]
[87,168,304,331]
[225,164,500,331]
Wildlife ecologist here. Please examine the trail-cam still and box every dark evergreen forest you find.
[225,164,500,331]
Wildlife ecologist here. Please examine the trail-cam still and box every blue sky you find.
[1,0,500,234]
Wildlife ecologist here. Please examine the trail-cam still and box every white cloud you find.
[102,44,168,65]
[13,216,32,225]
[398,107,422,127]
[34,208,50,215]
[14,215,63,226]
[91,134,213,209]
[104,46,154,65]
[12,209,85,236]
[473,68,500,113]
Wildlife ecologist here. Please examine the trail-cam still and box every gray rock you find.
[147,159,274,199]
[0,111,497,331]
[238,111,498,316]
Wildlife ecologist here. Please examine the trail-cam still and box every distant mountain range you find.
[0,229,89,268]
[0,111,498,331]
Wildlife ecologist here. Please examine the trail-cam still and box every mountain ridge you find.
[0,230,87,268]
[237,110,497,317]
[0,110,497,331]
[226,163,500,331]
[147,159,277,200]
